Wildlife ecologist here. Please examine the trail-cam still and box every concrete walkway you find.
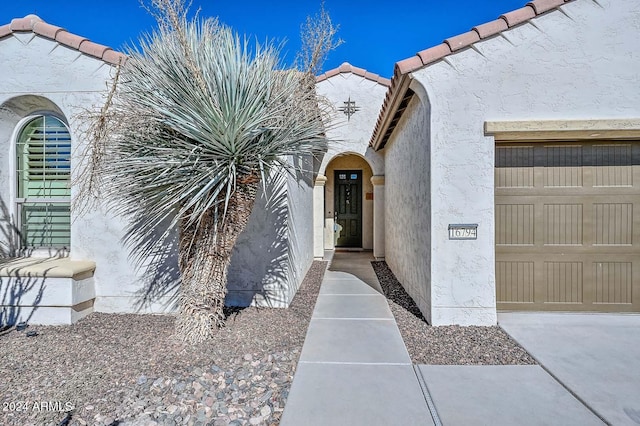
[280,251,433,425]
[500,312,640,426]
[281,253,607,426]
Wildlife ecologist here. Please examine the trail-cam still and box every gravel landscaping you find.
[1,257,537,425]
[371,261,536,366]
[0,261,326,426]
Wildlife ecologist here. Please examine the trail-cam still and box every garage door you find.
[495,141,640,312]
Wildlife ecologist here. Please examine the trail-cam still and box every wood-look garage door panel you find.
[496,260,535,304]
[496,204,535,245]
[496,141,640,312]
[593,261,633,304]
[593,203,633,245]
[497,256,637,311]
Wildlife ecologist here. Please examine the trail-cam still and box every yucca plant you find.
[85,1,336,343]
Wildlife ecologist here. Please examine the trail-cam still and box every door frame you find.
[334,169,363,248]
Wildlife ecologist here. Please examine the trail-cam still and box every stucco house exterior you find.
[1,0,639,326]
[368,0,640,325]
[315,0,640,325]
[0,15,315,324]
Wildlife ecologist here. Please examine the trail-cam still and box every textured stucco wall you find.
[316,72,386,176]
[0,34,171,314]
[395,0,640,325]
[384,95,432,322]
[0,33,315,313]
[283,156,315,302]
[315,71,387,251]
[0,34,148,315]
[227,156,315,308]
[0,35,113,243]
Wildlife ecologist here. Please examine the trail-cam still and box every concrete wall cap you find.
[0,258,96,279]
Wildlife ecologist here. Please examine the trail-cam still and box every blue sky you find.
[1,1,527,77]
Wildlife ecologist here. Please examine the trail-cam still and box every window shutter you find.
[17,116,71,248]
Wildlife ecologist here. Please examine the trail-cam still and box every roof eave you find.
[370,70,413,151]
[2,14,126,66]
[316,62,391,87]
[368,0,577,151]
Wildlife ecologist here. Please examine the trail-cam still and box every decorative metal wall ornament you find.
[339,97,360,121]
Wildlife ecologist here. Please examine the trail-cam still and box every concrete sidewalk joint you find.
[414,365,443,426]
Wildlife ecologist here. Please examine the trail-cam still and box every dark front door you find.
[334,170,362,247]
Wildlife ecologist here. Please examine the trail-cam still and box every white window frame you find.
[11,112,71,256]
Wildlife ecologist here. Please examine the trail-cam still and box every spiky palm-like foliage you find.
[96,15,329,343]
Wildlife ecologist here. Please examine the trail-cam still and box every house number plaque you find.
[448,224,478,240]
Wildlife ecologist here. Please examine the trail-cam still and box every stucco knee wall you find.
[384,95,432,323]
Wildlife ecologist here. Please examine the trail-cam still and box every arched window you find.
[16,115,71,249]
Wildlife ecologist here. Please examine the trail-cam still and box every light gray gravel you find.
[0,261,326,426]
[371,261,536,366]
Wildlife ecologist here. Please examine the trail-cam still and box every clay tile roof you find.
[370,0,577,150]
[324,68,340,78]
[528,0,566,14]
[395,56,423,75]
[473,19,509,39]
[417,44,452,66]
[10,14,41,31]
[0,24,11,39]
[55,31,87,50]
[338,62,352,73]
[1,14,125,65]
[102,49,127,65]
[316,62,391,87]
[500,5,537,27]
[32,21,64,39]
[79,40,111,58]
[445,30,481,52]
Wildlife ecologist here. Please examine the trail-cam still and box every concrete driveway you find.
[499,313,640,426]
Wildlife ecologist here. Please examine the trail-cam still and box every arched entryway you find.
[313,152,385,259]
[326,153,373,250]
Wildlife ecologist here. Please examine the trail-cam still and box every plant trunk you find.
[175,179,259,343]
